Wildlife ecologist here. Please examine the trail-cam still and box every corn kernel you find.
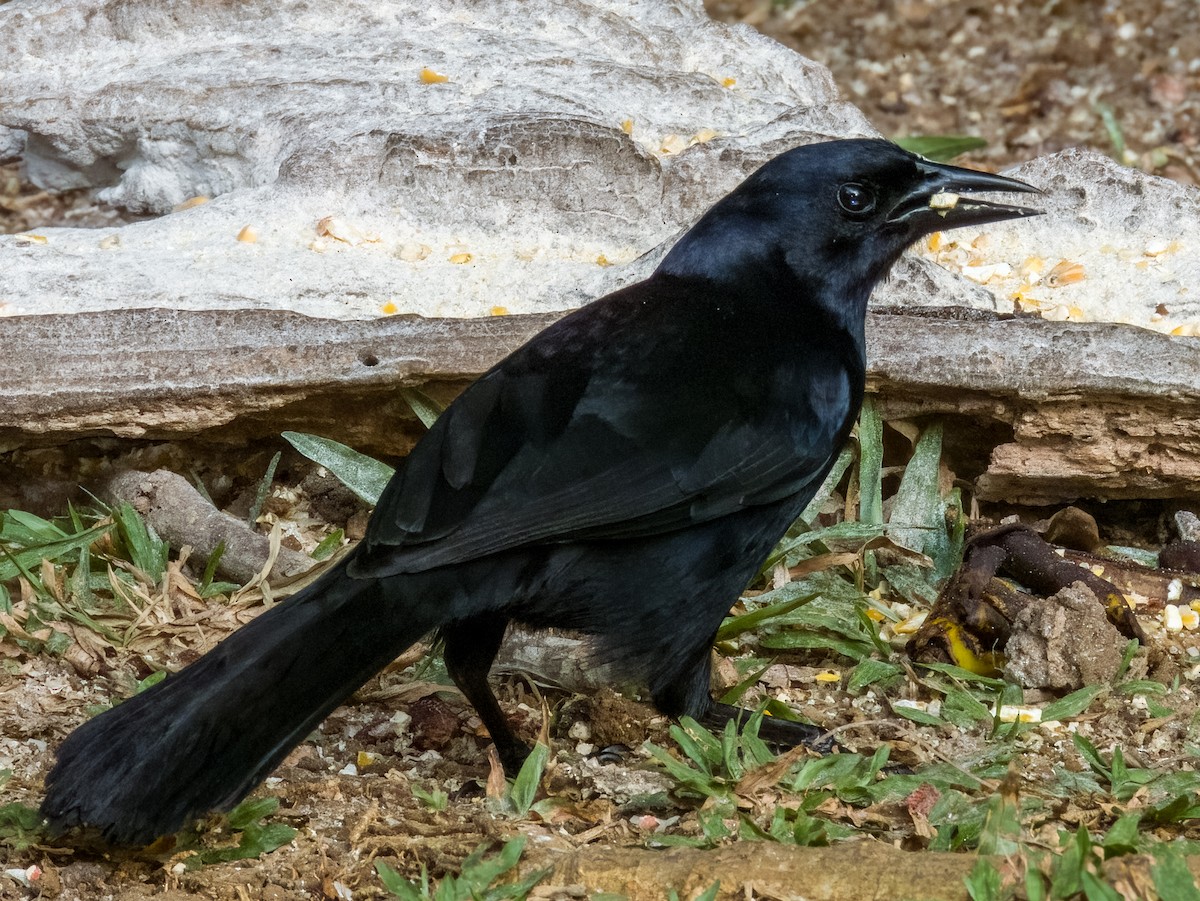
[380,301,398,315]
[1045,260,1086,287]
[449,252,473,264]
[399,243,431,262]
[993,705,1041,723]
[659,134,687,155]
[893,612,928,635]
[420,67,449,84]
[173,195,210,211]
[236,225,258,244]
[1019,256,1045,277]
[929,191,960,210]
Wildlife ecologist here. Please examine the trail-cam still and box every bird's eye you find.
[837,183,876,216]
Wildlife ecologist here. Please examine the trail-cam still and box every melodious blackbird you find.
[41,139,1040,844]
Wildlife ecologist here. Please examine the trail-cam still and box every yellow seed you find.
[1011,287,1042,311]
[14,233,47,245]
[1019,256,1045,276]
[173,195,209,211]
[449,252,473,264]
[236,225,258,243]
[380,301,398,315]
[815,671,841,683]
[722,77,737,87]
[994,705,1041,723]
[490,306,508,316]
[659,134,687,155]
[1045,260,1086,287]
[929,191,960,210]
[596,253,612,267]
[927,232,944,252]
[419,67,449,84]
[317,216,375,245]
[621,119,634,135]
[399,243,431,262]
[893,612,928,635]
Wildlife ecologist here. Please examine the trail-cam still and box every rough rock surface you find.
[0,0,875,319]
[4,0,1197,327]
[2,0,1198,329]
[1003,582,1124,691]
[916,149,1200,334]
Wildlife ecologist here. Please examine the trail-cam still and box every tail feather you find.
[41,563,432,844]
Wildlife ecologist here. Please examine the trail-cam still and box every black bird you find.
[41,139,1040,844]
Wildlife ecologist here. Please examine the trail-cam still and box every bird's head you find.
[658,138,1041,327]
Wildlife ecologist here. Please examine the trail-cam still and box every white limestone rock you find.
[915,150,1200,331]
[2,0,1198,336]
[0,0,877,319]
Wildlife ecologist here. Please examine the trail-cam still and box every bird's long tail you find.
[40,556,433,845]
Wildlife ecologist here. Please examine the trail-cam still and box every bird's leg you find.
[651,642,838,754]
[701,701,837,754]
[649,641,717,721]
[440,612,532,776]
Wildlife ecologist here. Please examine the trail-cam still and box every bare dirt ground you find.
[4,3,1200,900]
[709,0,1200,183]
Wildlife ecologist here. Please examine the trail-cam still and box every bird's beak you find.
[888,158,1043,231]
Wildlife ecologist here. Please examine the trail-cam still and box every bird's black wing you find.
[352,278,855,577]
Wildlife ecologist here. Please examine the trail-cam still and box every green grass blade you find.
[508,744,548,816]
[246,451,281,525]
[1042,685,1107,723]
[857,398,883,527]
[717,591,816,642]
[0,522,111,584]
[112,502,168,583]
[399,387,446,429]
[895,135,987,162]
[282,431,395,505]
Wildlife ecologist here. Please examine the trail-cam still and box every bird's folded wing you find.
[351,364,844,577]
